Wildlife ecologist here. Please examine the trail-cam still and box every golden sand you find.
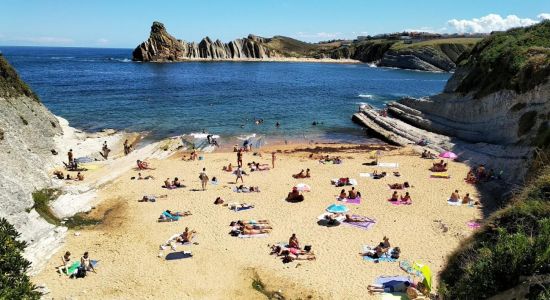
[34,144,482,299]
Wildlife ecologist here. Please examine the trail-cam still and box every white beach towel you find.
[378,162,399,168]
[447,200,462,206]
[359,173,371,178]
[238,233,268,238]
[317,212,346,222]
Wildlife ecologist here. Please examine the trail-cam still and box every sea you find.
[0,46,450,146]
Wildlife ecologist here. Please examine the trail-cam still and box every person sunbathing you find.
[289,233,300,249]
[53,170,64,179]
[368,280,412,294]
[228,203,254,211]
[243,224,272,230]
[253,162,270,171]
[163,178,172,188]
[345,214,371,222]
[338,189,347,199]
[292,169,306,178]
[389,183,404,189]
[390,191,399,201]
[333,157,342,164]
[348,187,358,199]
[189,150,198,161]
[393,171,401,177]
[172,177,182,187]
[360,242,387,259]
[324,213,344,225]
[401,192,411,202]
[462,193,473,204]
[222,163,233,172]
[286,188,304,202]
[58,251,71,274]
[241,227,271,235]
[214,197,224,205]
[237,220,270,225]
[165,210,191,217]
[284,252,316,261]
[450,190,460,202]
[177,227,196,243]
[76,172,84,181]
[139,194,167,202]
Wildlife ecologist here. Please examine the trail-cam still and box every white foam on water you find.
[237,133,257,141]
[358,94,373,99]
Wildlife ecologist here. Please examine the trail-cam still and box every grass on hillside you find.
[438,166,550,299]
[454,20,550,99]
[0,54,39,101]
[32,189,101,229]
[391,38,481,50]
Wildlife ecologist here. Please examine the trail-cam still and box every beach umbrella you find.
[413,262,433,292]
[294,183,311,192]
[326,204,349,213]
[439,151,457,160]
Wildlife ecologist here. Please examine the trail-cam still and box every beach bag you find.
[75,266,86,278]
[304,245,312,252]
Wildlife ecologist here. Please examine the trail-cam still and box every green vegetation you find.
[439,166,550,298]
[390,38,480,50]
[0,54,39,101]
[454,20,550,98]
[32,189,101,229]
[0,218,40,299]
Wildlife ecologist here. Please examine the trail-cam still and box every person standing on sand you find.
[199,168,209,191]
[237,149,243,168]
[272,152,276,169]
[235,166,244,184]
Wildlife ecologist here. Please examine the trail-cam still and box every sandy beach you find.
[33,143,483,299]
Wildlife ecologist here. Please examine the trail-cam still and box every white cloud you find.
[447,13,540,33]
[538,13,550,20]
[404,27,435,33]
[96,38,109,45]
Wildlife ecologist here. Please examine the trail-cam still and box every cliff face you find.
[0,54,66,272]
[132,22,476,72]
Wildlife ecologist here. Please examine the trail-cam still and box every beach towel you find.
[238,233,268,238]
[378,162,399,168]
[338,197,361,205]
[234,206,254,212]
[447,200,462,206]
[430,173,450,179]
[342,215,376,230]
[467,221,481,229]
[359,173,371,178]
[159,211,180,221]
[319,160,333,165]
[381,293,408,300]
[375,275,412,285]
[362,245,398,262]
[388,199,411,206]
[65,261,80,275]
[399,260,422,277]
[331,178,357,186]
[165,251,193,260]
[317,212,346,223]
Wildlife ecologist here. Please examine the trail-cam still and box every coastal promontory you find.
[132,21,479,72]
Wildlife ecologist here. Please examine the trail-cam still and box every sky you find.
[0,0,548,48]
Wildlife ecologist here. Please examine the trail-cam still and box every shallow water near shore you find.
[1,46,450,144]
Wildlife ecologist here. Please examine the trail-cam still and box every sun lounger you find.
[378,162,399,168]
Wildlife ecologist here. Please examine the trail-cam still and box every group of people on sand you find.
[449,190,478,205]
[249,161,270,171]
[390,191,412,203]
[161,227,197,250]
[465,164,497,184]
[339,187,361,200]
[229,220,272,236]
[163,177,184,189]
[292,168,311,178]
[137,159,153,170]
[54,170,85,181]
[318,155,343,164]
[388,182,410,189]
[59,251,96,278]
[269,234,316,262]
[360,236,399,259]
[431,160,448,172]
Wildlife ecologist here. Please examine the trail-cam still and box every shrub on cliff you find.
[0,218,40,299]
[0,54,39,101]
[439,167,550,298]
[454,20,550,98]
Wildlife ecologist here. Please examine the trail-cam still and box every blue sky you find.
[0,0,548,48]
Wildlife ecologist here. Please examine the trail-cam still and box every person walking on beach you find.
[199,168,209,191]
[235,166,244,184]
[272,152,276,169]
[237,149,243,168]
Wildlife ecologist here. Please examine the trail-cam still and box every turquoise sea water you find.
[0,46,450,144]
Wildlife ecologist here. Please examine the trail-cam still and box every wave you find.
[358,94,373,99]
[184,132,221,139]
[50,56,75,60]
[236,133,256,141]
[106,57,132,63]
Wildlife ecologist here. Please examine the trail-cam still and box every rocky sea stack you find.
[132,21,478,72]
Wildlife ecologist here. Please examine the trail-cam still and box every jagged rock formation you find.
[352,21,550,184]
[0,54,66,273]
[132,22,476,72]
[133,22,278,61]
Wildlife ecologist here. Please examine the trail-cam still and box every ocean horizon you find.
[0,46,450,145]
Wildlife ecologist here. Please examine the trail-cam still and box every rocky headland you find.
[133,21,478,72]
[353,21,550,186]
